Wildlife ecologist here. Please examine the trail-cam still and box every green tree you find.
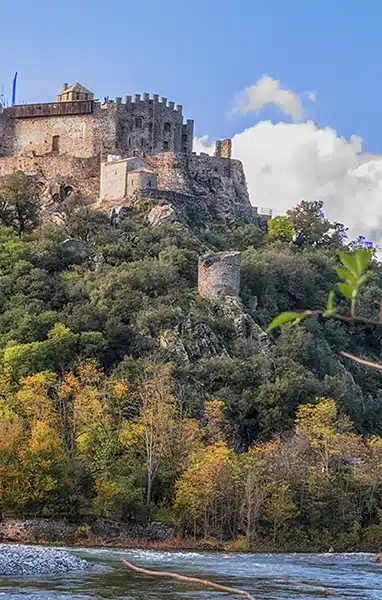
[264,483,298,546]
[0,172,40,238]
[267,216,295,242]
[287,200,346,249]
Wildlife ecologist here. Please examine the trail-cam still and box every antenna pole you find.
[12,72,18,106]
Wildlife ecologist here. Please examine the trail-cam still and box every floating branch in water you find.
[122,559,256,600]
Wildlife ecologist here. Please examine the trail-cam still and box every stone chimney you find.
[198,251,241,300]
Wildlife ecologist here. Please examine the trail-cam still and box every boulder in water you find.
[0,544,89,575]
[376,553,382,563]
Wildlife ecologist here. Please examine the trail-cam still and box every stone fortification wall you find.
[0,112,15,157]
[0,154,100,198]
[146,152,193,194]
[198,251,241,300]
[7,104,116,159]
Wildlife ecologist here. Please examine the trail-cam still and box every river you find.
[0,547,381,599]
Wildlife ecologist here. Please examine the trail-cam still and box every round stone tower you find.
[198,251,241,300]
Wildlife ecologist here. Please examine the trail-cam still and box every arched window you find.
[164,122,171,133]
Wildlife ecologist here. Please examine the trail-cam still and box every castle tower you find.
[57,82,94,103]
[198,251,241,300]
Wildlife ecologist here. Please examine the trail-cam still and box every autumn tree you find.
[120,363,180,505]
[175,441,240,539]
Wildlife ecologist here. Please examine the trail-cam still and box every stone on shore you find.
[0,544,89,576]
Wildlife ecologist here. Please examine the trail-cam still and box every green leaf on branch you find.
[335,267,356,285]
[338,248,372,278]
[354,247,373,275]
[267,311,311,332]
[337,282,354,299]
[267,312,300,332]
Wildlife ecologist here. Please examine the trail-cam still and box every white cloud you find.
[195,121,382,248]
[193,135,214,155]
[234,74,304,121]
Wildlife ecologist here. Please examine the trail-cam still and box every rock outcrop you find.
[148,204,176,227]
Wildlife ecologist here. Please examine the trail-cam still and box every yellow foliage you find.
[17,371,57,426]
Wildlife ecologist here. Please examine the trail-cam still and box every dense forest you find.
[1,172,382,551]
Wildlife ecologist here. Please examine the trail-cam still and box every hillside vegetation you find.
[1,173,382,551]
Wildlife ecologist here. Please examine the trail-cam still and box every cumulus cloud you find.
[194,121,382,248]
[234,74,305,121]
[194,73,382,248]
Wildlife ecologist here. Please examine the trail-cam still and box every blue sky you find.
[1,0,381,150]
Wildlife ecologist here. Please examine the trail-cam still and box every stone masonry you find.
[198,251,241,300]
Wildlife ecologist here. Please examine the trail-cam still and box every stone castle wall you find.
[0,112,15,157]
[0,94,194,161]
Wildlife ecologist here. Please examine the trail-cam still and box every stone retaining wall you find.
[0,517,172,545]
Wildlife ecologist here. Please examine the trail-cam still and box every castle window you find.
[52,135,60,153]
[84,94,88,100]
[75,92,80,100]
[148,180,152,188]
[149,122,153,133]
[163,141,169,151]
[164,122,171,133]
[135,117,143,128]
[141,138,144,147]
[182,134,188,142]
[128,137,131,146]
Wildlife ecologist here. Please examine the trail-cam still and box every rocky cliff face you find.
[158,295,268,362]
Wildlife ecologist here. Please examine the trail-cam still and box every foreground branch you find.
[340,351,382,371]
[122,559,256,600]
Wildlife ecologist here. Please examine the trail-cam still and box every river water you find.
[0,547,381,599]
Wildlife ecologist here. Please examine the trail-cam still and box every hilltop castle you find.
[0,82,270,225]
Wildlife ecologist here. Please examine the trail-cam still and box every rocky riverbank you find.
[0,544,89,575]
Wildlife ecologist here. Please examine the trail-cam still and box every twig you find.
[122,559,256,600]
[340,351,382,371]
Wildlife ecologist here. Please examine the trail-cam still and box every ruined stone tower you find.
[198,251,241,300]
[215,139,232,159]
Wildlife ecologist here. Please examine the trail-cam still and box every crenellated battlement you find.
[120,93,182,113]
